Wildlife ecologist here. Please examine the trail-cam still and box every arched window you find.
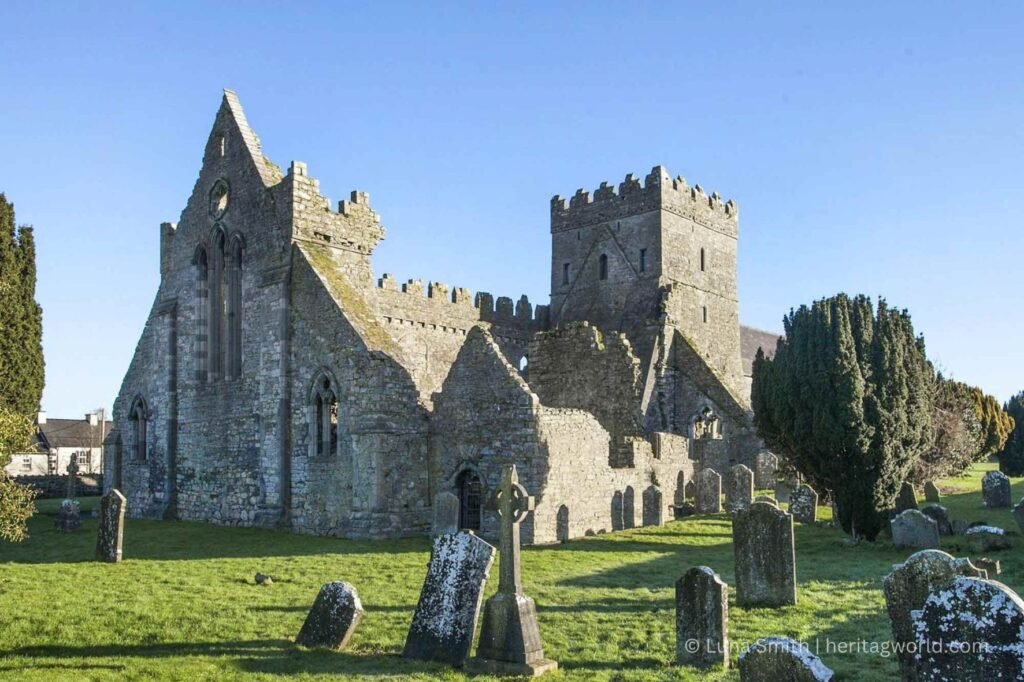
[226,235,244,380]
[599,253,608,280]
[457,469,483,531]
[194,247,209,382]
[128,397,148,462]
[209,229,226,381]
[311,375,338,457]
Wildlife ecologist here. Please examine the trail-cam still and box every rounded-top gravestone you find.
[788,484,818,524]
[737,637,834,681]
[675,566,728,669]
[695,469,722,514]
[982,470,1011,508]
[919,504,952,536]
[726,464,754,513]
[754,451,779,490]
[732,501,796,607]
[890,509,939,550]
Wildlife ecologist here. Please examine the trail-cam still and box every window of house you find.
[21,457,31,471]
[599,254,608,280]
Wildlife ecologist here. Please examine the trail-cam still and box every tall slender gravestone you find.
[732,501,796,607]
[923,481,940,504]
[642,485,664,527]
[895,482,919,513]
[726,464,754,513]
[695,469,722,514]
[55,458,81,533]
[95,489,127,562]
[1013,498,1024,534]
[754,451,779,490]
[675,566,728,669]
[432,491,460,536]
[467,464,557,676]
[404,530,496,666]
[982,471,1012,508]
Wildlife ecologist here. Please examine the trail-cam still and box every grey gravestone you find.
[982,470,1011,508]
[55,498,81,533]
[774,481,793,504]
[891,510,939,550]
[295,581,363,650]
[432,491,460,536]
[895,482,919,513]
[733,501,796,607]
[737,637,835,681]
[789,484,818,524]
[623,486,636,529]
[755,495,778,506]
[695,469,722,514]
[642,485,664,527]
[467,464,557,676]
[882,549,986,681]
[65,457,79,499]
[974,557,1000,576]
[754,451,779,490]
[912,576,1024,680]
[726,464,754,513]
[675,566,728,669]
[923,481,940,503]
[611,491,624,531]
[684,480,696,501]
[403,530,496,666]
[919,504,952,536]
[1013,498,1024,533]
[965,525,1011,552]
[951,519,970,536]
[95,489,126,562]
[672,502,696,519]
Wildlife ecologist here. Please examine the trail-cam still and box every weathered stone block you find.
[732,501,796,607]
[737,637,834,681]
[754,451,778,490]
[965,525,1011,552]
[726,464,754,513]
[982,470,1011,508]
[695,469,722,514]
[95,489,127,562]
[919,504,952,536]
[55,499,81,533]
[788,484,817,524]
[675,566,728,669]
[923,481,940,504]
[295,581,363,650]
[891,510,939,550]
[895,482,918,513]
[432,491,459,536]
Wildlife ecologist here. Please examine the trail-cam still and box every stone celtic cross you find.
[488,463,534,595]
[66,457,80,500]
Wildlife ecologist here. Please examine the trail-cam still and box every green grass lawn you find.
[1,463,1021,681]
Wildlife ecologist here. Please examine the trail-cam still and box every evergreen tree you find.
[999,392,1024,476]
[752,294,933,539]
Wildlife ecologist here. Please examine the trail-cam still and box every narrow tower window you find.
[702,306,708,323]
[194,247,209,382]
[226,236,244,379]
[562,263,570,285]
[700,247,706,272]
[599,254,608,280]
[312,375,338,458]
[209,229,226,381]
[639,248,647,273]
[129,397,148,462]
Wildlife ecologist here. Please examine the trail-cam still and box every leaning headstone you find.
[789,484,818,524]
[882,549,987,681]
[295,582,364,650]
[1013,498,1024,534]
[675,566,728,669]
[912,576,1024,679]
[733,501,796,607]
[754,451,779,490]
[737,637,834,681]
[404,530,496,666]
[982,470,1012,508]
[642,485,664,526]
[95,489,126,562]
[432,491,460,536]
[55,499,81,533]
[890,509,939,550]
[467,464,557,676]
[919,504,952,536]
[895,482,919,513]
[695,469,722,514]
[965,525,1011,552]
[726,464,754,512]
[923,481,940,504]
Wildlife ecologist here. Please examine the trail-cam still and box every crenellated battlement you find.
[287,160,386,254]
[550,165,738,235]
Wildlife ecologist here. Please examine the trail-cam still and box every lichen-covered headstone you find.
[891,509,939,550]
[965,525,1011,552]
[732,501,796,607]
[295,581,364,650]
[695,469,722,514]
[895,482,919,513]
[1013,498,1024,534]
[982,470,1011,508]
[754,451,779,490]
[95,489,126,562]
[912,576,1024,680]
[55,498,81,533]
[974,557,1000,576]
[737,637,834,681]
[789,484,818,524]
[774,481,793,504]
[726,464,754,513]
[882,549,986,681]
[919,504,952,536]
[642,484,664,526]
[404,530,496,665]
[923,481,940,504]
[675,566,728,669]
[432,491,460,536]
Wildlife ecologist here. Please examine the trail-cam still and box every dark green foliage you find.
[999,392,1024,476]
[752,294,933,540]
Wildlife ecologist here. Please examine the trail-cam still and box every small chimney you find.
[87,412,99,427]
[37,410,46,425]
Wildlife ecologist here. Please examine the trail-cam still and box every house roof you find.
[37,419,115,450]
[740,325,782,376]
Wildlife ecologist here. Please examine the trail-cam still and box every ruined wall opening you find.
[457,469,482,531]
[194,246,209,382]
[599,253,608,280]
[311,375,338,458]
[129,396,148,462]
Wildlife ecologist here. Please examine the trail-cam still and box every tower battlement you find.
[550,166,738,236]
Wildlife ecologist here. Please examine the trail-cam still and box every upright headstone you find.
[295,582,364,650]
[642,485,664,527]
[919,504,952,536]
[467,464,557,676]
[895,482,919,513]
[695,469,722,514]
[732,501,796,607]
[611,491,624,531]
[55,459,81,533]
[684,480,696,501]
[404,531,496,666]
[675,566,728,669]
[754,451,779,490]
[95,489,126,562]
[789,484,818,524]
[923,481,940,504]
[432,491,460,536]
[1014,498,1024,534]
[882,549,986,681]
[891,510,939,550]
[912,577,1024,680]
[774,481,793,504]
[737,637,835,681]
[982,470,1011,508]
[726,464,754,512]
[623,486,636,529]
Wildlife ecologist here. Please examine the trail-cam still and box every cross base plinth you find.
[468,592,557,677]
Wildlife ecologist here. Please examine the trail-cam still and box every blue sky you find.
[1,2,1022,418]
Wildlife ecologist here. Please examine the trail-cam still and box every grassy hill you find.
[0,463,1020,680]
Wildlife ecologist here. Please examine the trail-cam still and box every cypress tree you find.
[999,392,1024,476]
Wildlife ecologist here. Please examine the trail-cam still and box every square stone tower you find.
[549,166,744,399]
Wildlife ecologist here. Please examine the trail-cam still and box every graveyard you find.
[1,462,1020,680]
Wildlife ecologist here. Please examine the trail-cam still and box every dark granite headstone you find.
[754,451,779,490]
[789,484,818,524]
[675,566,728,669]
[895,482,919,513]
[95,489,126,562]
[732,501,796,607]
[923,481,940,504]
[737,637,835,681]
[726,464,754,513]
[432,491,460,536]
[695,469,722,514]
[982,470,1011,508]
[891,509,939,550]
[295,582,363,650]
[919,504,952,536]
[642,484,664,526]
[404,531,496,666]
[611,490,624,531]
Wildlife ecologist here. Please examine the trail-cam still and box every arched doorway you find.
[457,470,483,531]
